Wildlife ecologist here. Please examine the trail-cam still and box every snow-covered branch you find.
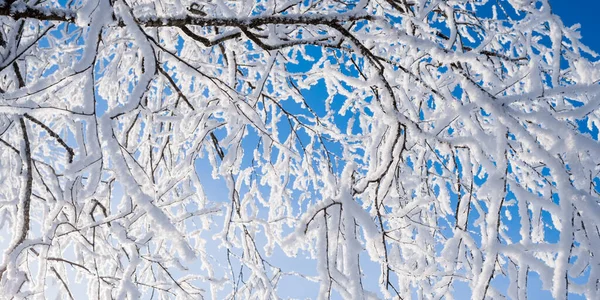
[1,0,600,299]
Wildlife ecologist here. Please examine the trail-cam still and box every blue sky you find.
[550,0,600,56]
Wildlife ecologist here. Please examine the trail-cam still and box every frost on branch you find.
[0,0,599,299]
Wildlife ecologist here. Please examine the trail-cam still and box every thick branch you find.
[0,4,372,27]
[0,117,33,281]
[15,117,32,247]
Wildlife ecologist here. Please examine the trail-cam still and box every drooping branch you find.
[23,113,75,163]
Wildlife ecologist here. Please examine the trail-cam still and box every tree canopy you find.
[1,0,600,299]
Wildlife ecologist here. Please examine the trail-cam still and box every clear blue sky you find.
[550,0,600,58]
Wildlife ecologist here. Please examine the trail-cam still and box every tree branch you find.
[0,4,372,28]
